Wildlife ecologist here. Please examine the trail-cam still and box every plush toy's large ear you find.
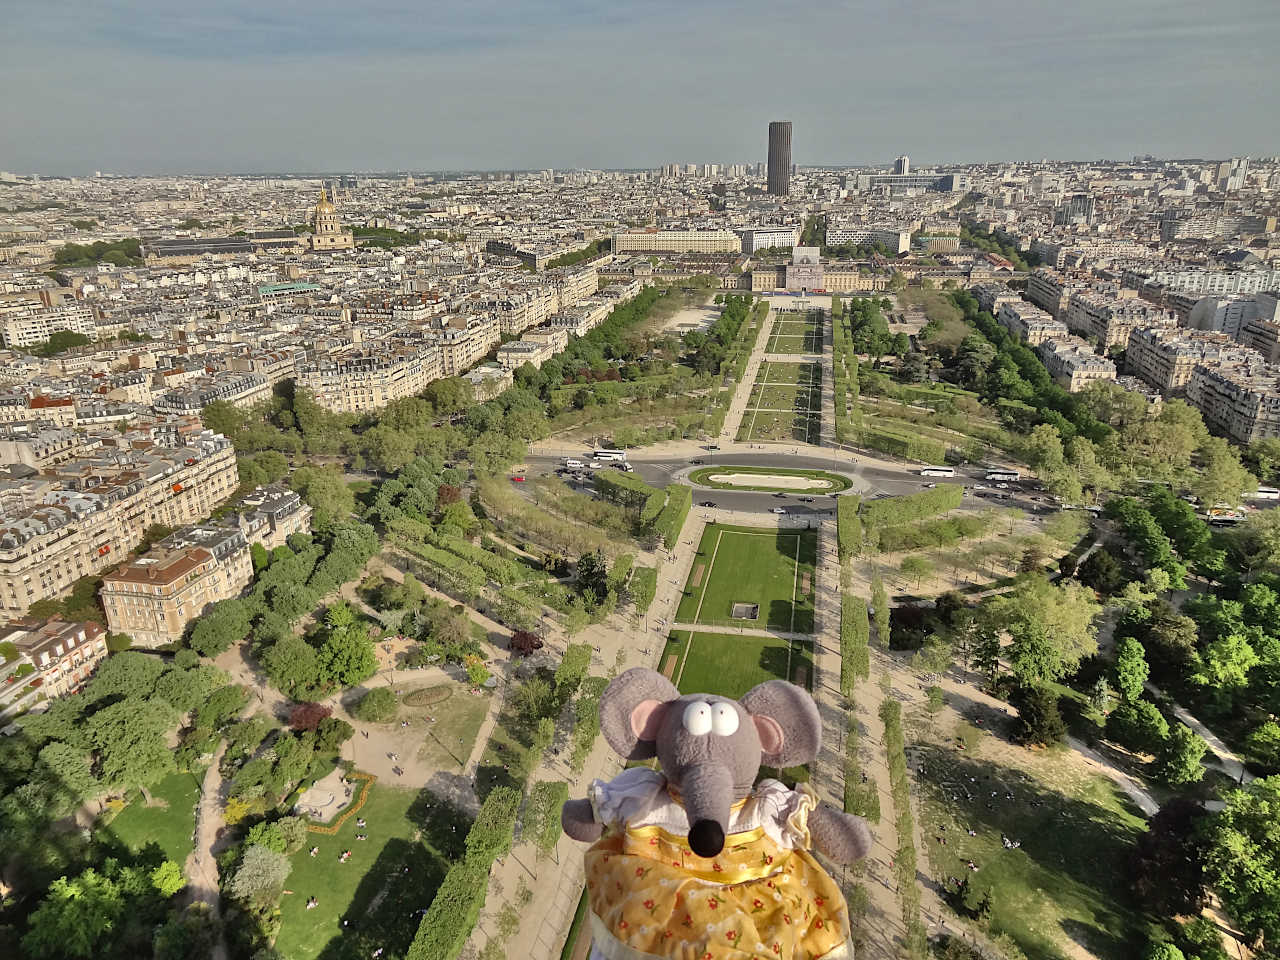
[600,668,679,761]
[740,680,821,768]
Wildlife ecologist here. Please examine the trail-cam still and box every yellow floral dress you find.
[582,767,851,960]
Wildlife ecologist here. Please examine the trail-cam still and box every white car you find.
[588,461,604,470]
[769,507,787,515]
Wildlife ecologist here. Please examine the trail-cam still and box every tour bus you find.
[985,470,1021,482]
[592,448,627,462]
[1252,487,1280,501]
[919,466,956,478]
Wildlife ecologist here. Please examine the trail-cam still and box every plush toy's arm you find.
[808,803,871,864]
[561,797,605,843]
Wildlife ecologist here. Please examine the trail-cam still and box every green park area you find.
[914,736,1153,960]
[675,523,817,633]
[767,314,824,355]
[107,769,203,865]
[661,629,813,697]
[737,361,822,444]
[274,783,469,960]
[688,464,851,493]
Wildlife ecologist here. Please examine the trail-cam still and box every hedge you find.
[860,484,963,540]
[874,512,986,554]
[464,786,522,866]
[837,495,863,558]
[569,676,609,773]
[840,595,871,695]
[594,472,664,524]
[654,484,692,549]
[860,427,947,465]
[842,709,879,822]
[406,860,490,960]
[630,566,657,614]
[607,553,634,592]
[880,697,927,958]
[523,780,569,857]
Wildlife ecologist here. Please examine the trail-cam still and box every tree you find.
[87,697,177,789]
[189,598,252,658]
[1191,435,1255,510]
[290,465,356,528]
[22,868,124,959]
[155,664,228,713]
[36,740,99,805]
[524,781,570,859]
[150,859,186,897]
[262,635,323,700]
[153,903,221,960]
[1246,721,1280,771]
[1077,547,1126,596]
[1204,776,1280,950]
[1106,699,1169,755]
[1191,633,1259,697]
[1010,684,1066,746]
[84,650,169,704]
[988,576,1100,686]
[315,716,354,752]
[353,687,398,723]
[511,630,544,656]
[899,555,933,588]
[1155,723,1207,786]
[1112,637,1150,702]
[317,621,377,688]
[1142,945,1184,960]
[288,702,332,731]
[226,845,291,908]
[250,542,270,573]
[1132,797,1206,916]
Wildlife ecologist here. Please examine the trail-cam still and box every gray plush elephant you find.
[561,667,871,960]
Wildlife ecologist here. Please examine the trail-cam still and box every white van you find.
[565,458,585,468]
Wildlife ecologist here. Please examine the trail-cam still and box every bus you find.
[985,470,1021,482]
[919,466,956,478]
[1252,487,1280,501]
[592,448,627,462]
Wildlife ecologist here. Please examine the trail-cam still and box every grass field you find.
[108,769,202,864]
[406,684,491,772]
[662,629,813,697]
[687,465,852,493]
[738,360,822,444]
[767,314,824,355]
[675,523,816,633]
[915,739,1155,960]
[275,783,469,960]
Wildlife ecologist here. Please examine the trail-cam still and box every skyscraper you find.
[767,121,792,196]
[894,155,910,175]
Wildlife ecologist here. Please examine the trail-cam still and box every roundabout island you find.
[687,464,854,494]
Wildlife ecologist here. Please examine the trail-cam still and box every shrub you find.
[353,687,398,723]
[288,702,332,731]
[1106,698,1169,754]
[1010,685,1066,746]
[653,484,692,548]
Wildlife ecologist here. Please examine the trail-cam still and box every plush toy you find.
[561,668,872,960]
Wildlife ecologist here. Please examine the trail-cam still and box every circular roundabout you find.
[687,465,854,494]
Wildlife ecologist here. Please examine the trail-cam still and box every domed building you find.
[309,186,354,252]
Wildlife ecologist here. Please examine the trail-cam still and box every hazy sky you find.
[3,0,1278,175]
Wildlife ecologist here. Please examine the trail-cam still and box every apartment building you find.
[820,267,888,293]
[1125,327,1247,395]
[523,326,569,354]
[548,299,612,337]
[497,338,556,371]
[236,485,313,551]
[0,395,77,428]
[996,301,1067,346]
[461,363,514,402]
[612,229,742,255]
[1,304,96,348]
[0,426,101,468]
[1063,293,1177,350]
[0,432,238,618]
[434,315,500,377]
[735,226,799,253]
[825,224,912,254]
[1187,295,1260,340]
[154,372,271,415]
[1121,263,1280,297]
[1025,268,1088,319]
[101,525,252,648]
[972,282,1021,317]
[0,619,107,715]
[1036,336,1117,392]
[1186,360,1280,443]
[227,349,303,386]
[298,346,442,413]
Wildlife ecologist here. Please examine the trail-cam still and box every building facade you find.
[767,121,792,196]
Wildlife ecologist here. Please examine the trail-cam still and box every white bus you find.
[592,448,627,462]
[985,470,1021,482]
[564,458,585,469]
[919,466,956,478]
[1253,487,1280,501]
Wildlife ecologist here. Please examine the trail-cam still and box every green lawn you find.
[411,684,492,773]
[662,630,813,698]
[275,783,469,960]
[675,524,816,632]
[755,361,817,385]
[108,769,202,864]
[915,742,1155,960]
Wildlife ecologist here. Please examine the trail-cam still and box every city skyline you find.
[3,0,1280,175]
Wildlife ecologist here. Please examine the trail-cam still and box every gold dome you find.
[314,187,335,215]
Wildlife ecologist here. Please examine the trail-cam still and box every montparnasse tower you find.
[309,185,354,252]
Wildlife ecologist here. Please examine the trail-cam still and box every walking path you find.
[185,740,230,960]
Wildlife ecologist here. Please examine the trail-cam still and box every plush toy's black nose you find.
[689,819,725,858]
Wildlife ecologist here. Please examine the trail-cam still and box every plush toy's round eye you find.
[711,702,739,736]
[683,701,713,736]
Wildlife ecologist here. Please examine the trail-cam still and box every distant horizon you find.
[3,0,1278,175]
[2,153,1271,181]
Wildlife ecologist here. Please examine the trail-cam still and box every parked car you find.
[922,482,937,488]
[769,507,787,514]
[772,492,786,498]
[699,500,717,508]
[690,459,704,465]
[588,461,604,469]
[799,496,815,503]
[511,475,526,482]
[996,482,1009,489]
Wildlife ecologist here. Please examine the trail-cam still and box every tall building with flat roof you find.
[767,121,792,196]
[894,155,910,175]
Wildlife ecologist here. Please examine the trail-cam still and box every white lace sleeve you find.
[587,766,667,828]
[753,779,817,850]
